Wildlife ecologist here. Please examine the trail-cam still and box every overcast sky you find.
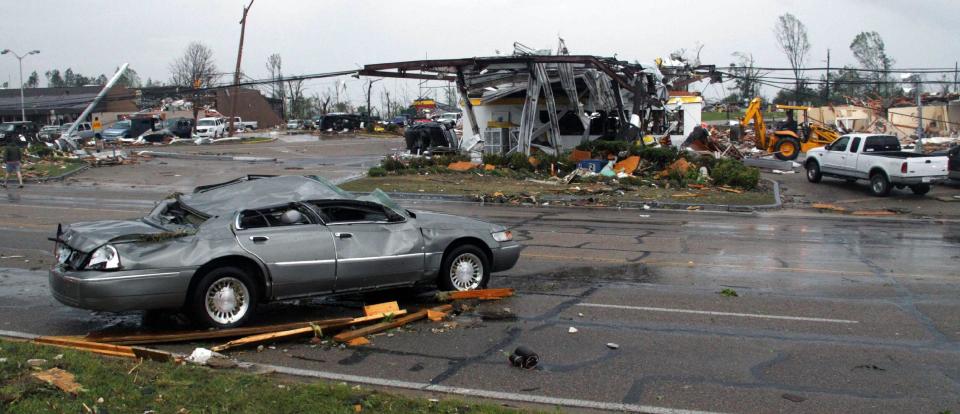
[3,0,958,104]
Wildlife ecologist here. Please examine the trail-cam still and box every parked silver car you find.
[50,175,522,328]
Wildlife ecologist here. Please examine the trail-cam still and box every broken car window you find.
[238,205,315,229]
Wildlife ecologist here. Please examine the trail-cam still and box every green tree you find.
[45,69,64,87]
[25,71,39,88]
[116,67,141,88]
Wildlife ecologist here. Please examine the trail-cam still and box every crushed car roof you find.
[180,175,354,216]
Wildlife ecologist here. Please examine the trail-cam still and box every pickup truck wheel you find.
[439,245,490,291]
[909,184,931,195]
[775,138,801,161]
[190,266,257,328]
[805,161,822,183]
[869,172,892,197]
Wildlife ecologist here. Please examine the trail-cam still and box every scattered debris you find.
[333,305,454,343]
[781,393,806,403]
[32,368,85,395]
[84,317,354,345]
[436,288,514,301]
[346,337,371,347]
[719,288,739,297]
[606,343,620,350]
[427,308,449,322]
[812,203,847,212]
[27,358,47,367]
[568,327,579,334]
[508,346,539,369]
[852,364,886,371]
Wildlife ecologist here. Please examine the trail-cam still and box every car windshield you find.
[357,188,409,218]
[198,120,216,126]
[111,120,131,129]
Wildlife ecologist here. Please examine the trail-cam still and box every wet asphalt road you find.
[1,136,959,413]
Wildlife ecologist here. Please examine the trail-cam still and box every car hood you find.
[412,211,501,231]
[61,219,169,252]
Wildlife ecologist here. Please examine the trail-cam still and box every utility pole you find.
[365,78,381,122]
[915,75,924,140]
[1,48,40,122]
[228,0,254,137]
[825,49,830,103]
[954,61,958,94]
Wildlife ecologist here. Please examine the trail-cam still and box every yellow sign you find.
[92,119,102,131]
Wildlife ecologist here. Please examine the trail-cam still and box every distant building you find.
[0,86,138,125]
[137,86,283,129]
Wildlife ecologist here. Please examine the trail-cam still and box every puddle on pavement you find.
[501,263,658,292]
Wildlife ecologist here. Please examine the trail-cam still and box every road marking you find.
[521,252,956,280]
[578,303,859,324]
[261,363,727,414]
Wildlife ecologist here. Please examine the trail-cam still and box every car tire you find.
[869,172,892,197]
[909,184,931,195]
[189,266,258,328]
[775,137,801,161]
[805,161,822,183]
[438,245,490,292]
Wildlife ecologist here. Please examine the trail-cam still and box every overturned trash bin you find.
[508,345,539,369]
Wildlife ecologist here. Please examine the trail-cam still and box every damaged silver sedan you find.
[49,175,522,328]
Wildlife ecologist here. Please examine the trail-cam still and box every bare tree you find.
[265,53,285,114]
[774,13,810,103]
[849,31,895,96]
[169,42,221,88]
[728,52,766,102]
[286,78,308,119]
[318,88,333,115]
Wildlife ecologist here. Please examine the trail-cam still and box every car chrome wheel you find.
[205,277,250,325]
[449,253,483,291]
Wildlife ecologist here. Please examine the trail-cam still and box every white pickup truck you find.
[805,133,949,196]
[229,117,258,131]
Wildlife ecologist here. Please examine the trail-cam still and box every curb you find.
[137,151,277,163]
[351,178,782,213]
[24,163,91,183]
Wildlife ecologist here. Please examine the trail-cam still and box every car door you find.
[842,136,863,176]
[820,136,849,173]
[234,203,338,299]
[310,200,425,291]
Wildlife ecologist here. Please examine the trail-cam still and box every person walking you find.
[3,139,24,189]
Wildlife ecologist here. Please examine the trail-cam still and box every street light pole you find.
[1,49,40,122]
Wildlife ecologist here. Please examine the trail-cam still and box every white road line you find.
[262,364,727,414]
[578,303,859,324]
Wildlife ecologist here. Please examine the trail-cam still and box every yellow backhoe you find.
[740,97,839,161]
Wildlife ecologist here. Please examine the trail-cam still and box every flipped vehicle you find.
[39,125,61,141]
[136,118,197,144]
[316,113,363,131]
[0,121,39,143]
[49,175,522,328]
[404,122,457,153]
[805,134,949,196]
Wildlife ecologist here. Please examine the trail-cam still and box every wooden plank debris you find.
[333,305,453,343]
[718,186,744,194]
[32,368,84,395]
[84,317,354,345]
[363,301,400,316]
[346,337,370,347]
[437,288,514,301]
[351,310,407,324]
[427,309,449,322]
[811,203,847,212]
[34,336,137,359]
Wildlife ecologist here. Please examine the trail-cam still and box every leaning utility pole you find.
[365,78,381,121]
[228,0,254,137]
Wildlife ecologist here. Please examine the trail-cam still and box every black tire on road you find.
[869,172,892,197]
[189,266,258,329]
[910,184,931,195]
[438,244,490,292]
[774,137,801,161]
[805,161,822,183]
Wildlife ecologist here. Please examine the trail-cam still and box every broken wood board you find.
[32,368,84,395]
[437,288,515,301]
[718,186,743,194]
[427,309,449,322]
[84,317,354,345]
[334,305,453,343]
[131,346,175,363]
[346,337,370,347]
[363,301,400,317]
[851,210,898,216]
[351,309,407,324]
[811,203,847,212]
[671,193,705,198]
[34,336,137,359]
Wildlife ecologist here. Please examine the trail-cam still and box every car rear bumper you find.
[49,266,193,312]
[891,175,948,185]
[491,243,524,272]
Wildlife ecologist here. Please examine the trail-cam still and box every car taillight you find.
[901,162,908,174]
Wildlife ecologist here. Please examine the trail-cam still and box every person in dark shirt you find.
[3,141,23,189]
[783,111,799,135]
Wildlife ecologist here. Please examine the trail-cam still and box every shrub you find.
[632,145,679,170]
[381,157,406,171]
[407,157,429,170]
[29,143,54,159]
[367,166,387,177]
[506,152,532,171]
[482,153,506,167]
[711,159,760,189]
[576,140,631,157]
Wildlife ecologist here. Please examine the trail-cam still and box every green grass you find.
[20,160,86,179]
[341,174,775,206]
[0,339,531,414]
[240,137,275,144]
[701,111,783,122]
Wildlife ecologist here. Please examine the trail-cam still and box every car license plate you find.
[922,177,932,183]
